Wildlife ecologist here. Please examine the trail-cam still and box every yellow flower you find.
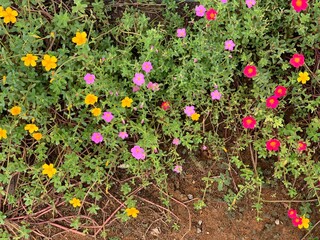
[2,75,6,85]
[9,106,21,116]
[2,7,18,24]
[298,216,310,229]
[91,107,101,116]
[191,113,200,121]
[42,54,57,71]
[297,72,310,84]
[125,207,139,218]
[21,54,38,67]
[24,124,39,134]
[69,198,81,208]
[42,163,57,178]
[32,132,42,141]
[0,128,7,140]
[0,6,4,18]
[121,97,133,108]
[72,32,87,46]
[85,94,98,105]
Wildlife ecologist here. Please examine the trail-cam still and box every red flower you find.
[288,209,297,219]
[291,0,308,12]
[289,53,305,68]
[292,217,303,227]
[161,101,170,111]
[242,116,256,129]
[266,96,279,109]
[243,65,257,78]
[206,8,217,20]
[266,139,281,151]
[274,86,287,98]
[297,141,307,152]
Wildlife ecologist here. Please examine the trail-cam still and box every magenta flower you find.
[91,132,103,144]
[131,146,146,160]
[147,82,159,91]
[173,165,182,173]
[246,0,256,8]
[84,73,95,84]
[177,28,186,38]
[221,0,228,3]
[224,40,235,51]
[184,106,195,117]
[132,73,145,86]
[142,61,153,73]
[211,90,222,100]
[195,5,206,17]
[102,111,114,122]
[172,138,180,146]
[118,131,128,139]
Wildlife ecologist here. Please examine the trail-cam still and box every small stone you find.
[187,194,193,200]
[275,219,280,225]
[196,227,202,234]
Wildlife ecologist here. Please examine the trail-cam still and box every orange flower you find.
[9,106,21,116]
[2,7,18,24]
[72,32,87,46]
[32,132,42,141]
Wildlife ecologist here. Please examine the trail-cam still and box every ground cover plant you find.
[0,0,319,239]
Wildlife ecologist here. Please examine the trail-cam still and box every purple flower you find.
[184,106,195,117]
[177,28,186,38]
[221,0,228,3]
[195,5,206,17]
[118,131,128,139]
[246,0,256,8]
[142,61,153,73]
[147,82,159,91]
[172,138,180,146]
[84,73,95,84]
[131,146,146,160]
[211,90,222,100]
[132,73,145,86]
[91,132,103,144]
[102,111,114,122]
[224,40,235,51]
[173,165,182,173]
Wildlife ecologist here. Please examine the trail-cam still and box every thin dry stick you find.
[300,219,320,240]
[249,143,258,177]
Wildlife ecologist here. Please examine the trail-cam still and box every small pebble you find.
[187,194,193,200]
[275,219,280,225]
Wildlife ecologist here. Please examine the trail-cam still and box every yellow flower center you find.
[296,0,302,7]
[294,57,300,63]
[248,68,253,73]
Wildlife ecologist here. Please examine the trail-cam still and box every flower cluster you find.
[266,85,287,109]
[0,6,18,24]
[195,5,217,21]
[184,106,200,121]
[21,53,57,71]
[287,209,310,229]
[25,124,42,141]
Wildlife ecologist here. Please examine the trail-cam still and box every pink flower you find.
[184,106,195,117]
[266,139,281,151]
[266,96,279,109]
[292,217,303,227]
[243,65,257,78]
[172,138,180,146]
[211,90,222,100]
[246,0,256,8]
[91,132,103,144]
[288,209,297,219]
[131,146,146,160]
[274,86,287,98]
[84,73,95,84]
[147,82,159,91]
[221,0,228,3]
[195,5,206,17]
[132,85,140,92]
[177,28,186,38]
[118,131,128,139]
[297,141,307,152]
[173,165,182,173]
[132,73,145,86]
[242,116,256,129]
[291,0,308,12]
[102,111,114,122]
[206,8,217,20]
[142,61,153,73]
[224,40,235,51]
[289,53,305,68]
